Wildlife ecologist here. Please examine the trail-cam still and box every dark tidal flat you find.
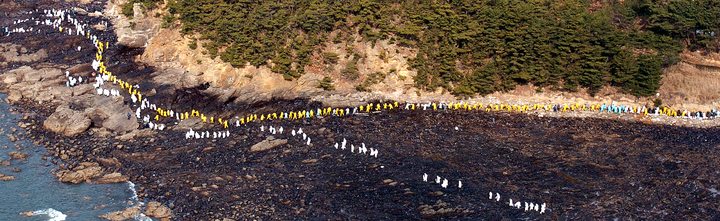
[26,101,720,220]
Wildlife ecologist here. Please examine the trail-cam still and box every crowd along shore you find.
[2,3,720,220]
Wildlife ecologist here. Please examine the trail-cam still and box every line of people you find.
[422,173,460,189]
[10,7,720,132]
[508,198,546,214]
[487,191,547,214]
[96,87,121,97]
[17,9,708,218]
[332,138,379,157]
[185,128,230,139]
[65,71,84,87]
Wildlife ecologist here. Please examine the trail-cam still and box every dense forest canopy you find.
[126,0,720,97]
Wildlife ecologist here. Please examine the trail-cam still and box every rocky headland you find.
[1,0,720,220]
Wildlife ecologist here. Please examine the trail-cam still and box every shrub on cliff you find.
[317,77,335,91]
[163,0,719,98]
[323,52,340,64]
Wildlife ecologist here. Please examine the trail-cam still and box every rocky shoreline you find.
[2,1,720,220]
[13,96,720,220]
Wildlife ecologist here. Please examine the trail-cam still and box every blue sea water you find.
[0,94,138,220]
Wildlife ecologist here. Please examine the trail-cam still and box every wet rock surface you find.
[8,151,28,160]
[0,172,15,181]
[249,136,287,152]
[110,3,158,47]
[94,172,129,184]
[0,43,48,63]
[19,98,720,220]
[98,205,141,221]
[144,201,172,220]
[55,162,103,184]
[43,105,91,136]
[53,161,127,184]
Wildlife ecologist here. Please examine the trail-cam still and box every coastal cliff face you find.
[104,0,424,106]
[139,27,424,105]
[105,0,160,48]
[105,1,720,111]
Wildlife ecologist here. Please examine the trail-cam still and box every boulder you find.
[3,75,18,84]
[3,66,67,104]
[44,105,91,136]
[94,172,129,184]
[144,201,172,219]
[74,7,88,15]
[250,136,287,152]
[99,205,142,221]
[1,173,15,181]
[55,162,103,184]
[7,90,22,103]
[72,84,95,96]
[0,43,48,63]
[93,23,107,31]
[66,0,92,4]
[95,157,122,167]
[115,4,157,47]
[203,87,236,103]
[152,68,202,90]
[79,95,138,133]
[22,66,60,82]
[8,151,29,160]
[114,129,156,141]
[173,117,202,131]
[39,86,73,102]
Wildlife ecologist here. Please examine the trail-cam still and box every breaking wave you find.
[32,208,67,221]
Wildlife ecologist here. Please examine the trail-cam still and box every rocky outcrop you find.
[95,157,123,167]
[101,202,172,221]
[138,22,418,105]
[108,2,160,47]
[81,95,138,133]
[0,64,138,135]
[144,201,173,220]
[173,117,202,131]
[55,162,130,184]
[72,84,96,97]
[250,136,287,152]
[0,43,48,63]
[55,162,103,184]
[94,172,129,184]
[418,200,474,218]
[2,66,67,104]
[114,129,156,141]
[66,0,92,5]
[0,173,15,181]
[151,68,203,90]
[99,205,142,221]
[8,151,29,160]
[44,105,92,136]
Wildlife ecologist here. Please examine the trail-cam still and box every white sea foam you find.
[133,213,153,221]
[32,208,67,221]
[125,181,154,220]
[126,181,143,205]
